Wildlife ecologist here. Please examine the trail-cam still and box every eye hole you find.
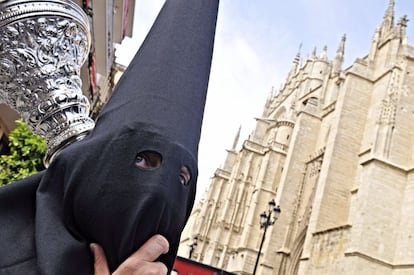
[135,151,162,169]
[179,165,191,186]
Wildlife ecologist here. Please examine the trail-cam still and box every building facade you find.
[0,0,134,146]
[178,1,414,274]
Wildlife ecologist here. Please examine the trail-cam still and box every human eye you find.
[179,165,191,186]
[135,151,162,169]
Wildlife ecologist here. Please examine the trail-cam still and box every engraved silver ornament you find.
[0,0,95,164]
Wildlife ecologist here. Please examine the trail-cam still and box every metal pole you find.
[252,215,270,275]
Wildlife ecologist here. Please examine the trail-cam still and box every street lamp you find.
[252,199,281,275]
[189,236,198,259]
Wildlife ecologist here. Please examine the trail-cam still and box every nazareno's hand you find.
[91,234,169,275]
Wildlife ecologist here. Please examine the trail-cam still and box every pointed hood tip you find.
[95,0,219,158]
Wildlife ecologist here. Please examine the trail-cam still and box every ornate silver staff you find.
[0,0,94,164]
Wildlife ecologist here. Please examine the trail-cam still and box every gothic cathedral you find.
[178,1,414,274]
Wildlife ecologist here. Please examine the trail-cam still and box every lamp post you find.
[252,199,281,275]
[189,236,198,259]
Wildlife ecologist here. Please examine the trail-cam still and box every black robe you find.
[0,0,219,274]
[0,172,43,275]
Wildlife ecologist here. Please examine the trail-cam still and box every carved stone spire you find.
[311,46,317,59]
[287,43,302,80]
[337,34,346,56]
[396,15,409,43]
[232,125,241,150]
[263,86,275,116]
[381,0,395,32]
[377,0,395,42]
[331,34,346,76]
[222,126,241,171]
[370,1,407,60]
[319,45,328,61]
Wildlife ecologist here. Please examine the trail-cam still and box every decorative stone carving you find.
[378,68,401,126]
[0,0,94,164]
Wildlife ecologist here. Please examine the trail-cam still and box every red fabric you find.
[173,257,227,275]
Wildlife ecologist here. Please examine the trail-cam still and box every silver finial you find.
[0,0,95,164]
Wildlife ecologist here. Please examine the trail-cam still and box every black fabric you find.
[36,123,198,273]
[0,172,43,275]
[95,0,219,159]
[0,0,218,274]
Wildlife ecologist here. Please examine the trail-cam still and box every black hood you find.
[33,0,219,273]
[37,122,197,271]
[94,0,219,160]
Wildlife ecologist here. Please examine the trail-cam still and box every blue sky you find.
[117,0,414,200]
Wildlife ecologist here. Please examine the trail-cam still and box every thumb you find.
[90,243,110,275]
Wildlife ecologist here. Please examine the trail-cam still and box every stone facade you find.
[178,1,414,274]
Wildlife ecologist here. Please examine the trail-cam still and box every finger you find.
[149,261,168,275]
[127,234,169,264]
[115,261,168,275]
[90,243,110,275]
